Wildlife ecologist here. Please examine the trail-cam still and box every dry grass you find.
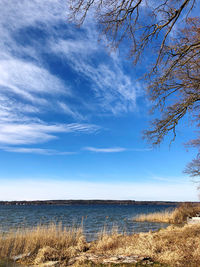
[134,210,174,223]
[91,223,200,267]
[0,223,88,265]
[134,203,200,224]
[1,204,200,267]
[72,262,169,267]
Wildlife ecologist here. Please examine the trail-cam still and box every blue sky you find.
[0,0,198,201]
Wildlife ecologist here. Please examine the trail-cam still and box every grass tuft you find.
[91,223,200,267]
[134,203,200,224]
[0,223,88,265]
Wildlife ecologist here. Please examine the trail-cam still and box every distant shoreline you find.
[0,200,198,206]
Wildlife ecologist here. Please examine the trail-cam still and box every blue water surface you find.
[0,204,176,241]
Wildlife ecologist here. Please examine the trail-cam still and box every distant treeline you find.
[0,200,198,206]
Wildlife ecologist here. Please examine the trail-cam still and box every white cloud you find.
[84,147,152,153]
[0,0,141,117]
[0,0,66,37]
[57,102,85,120]
[0,1,76,118]
[84,147,126,153]
[0,179,198,201]
[0,59,70,97]
[1,147,75,155]
[0,1,68,67]
[0,1,103,149]
[0,122,99,145]
[52,37,138,114]
[0,0,142,151]
[0,94,40,123]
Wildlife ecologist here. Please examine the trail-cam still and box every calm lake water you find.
[0,204,176,241]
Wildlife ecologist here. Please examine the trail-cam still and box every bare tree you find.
[185,158,200,176]
[144,18,200,142]
[68,0,200,177]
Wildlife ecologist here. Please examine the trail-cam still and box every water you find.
[0,204,175,240]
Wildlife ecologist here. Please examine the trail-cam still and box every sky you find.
[0,0,199,201]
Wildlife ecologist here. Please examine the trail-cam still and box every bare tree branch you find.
[68,1,200,177]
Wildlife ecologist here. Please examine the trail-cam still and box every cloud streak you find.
[52,36,139,114]
[84,147,152,153]
[0,59,70,98]
[0,0,140,120]
[0,123,99,145]
[84,147,126,153]
[0,0,143,151]
[0,0,105,149]
[1,146,76,155]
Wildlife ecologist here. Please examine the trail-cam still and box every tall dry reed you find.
[1,204,200,267]
[0,223,88,265]
[134,210,173,223]
[134,203,200,224]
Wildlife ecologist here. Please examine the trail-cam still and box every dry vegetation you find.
[1,204,200,267]
[91,223,200,267]
[71,262,169,267]
[134,203,200,224]
[0,224,200,266]
[0,223,89,266]
[134,211,174,224]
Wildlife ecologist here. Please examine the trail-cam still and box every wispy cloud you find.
[1,146,76,155]
[84,147,126,153]
[0,0,104,149]
[0,123,99,145]
[57,102,85,121]
[0,59,70,99]
[84,147,151,153]
[0,0,141,121]
[51,36,140,115]
[0,0,143,151]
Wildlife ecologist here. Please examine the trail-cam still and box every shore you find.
[0,222,200,266]
[0,200,187,206]
[1,203,200,267]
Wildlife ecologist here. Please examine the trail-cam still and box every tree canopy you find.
[68,0,200,177]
